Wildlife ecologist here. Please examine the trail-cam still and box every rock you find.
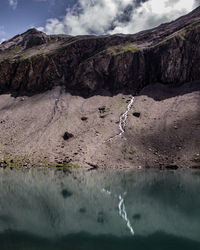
[79,208,86,214]
[98,106,106,113]
[132,214,141,220]
[192,158,200,163]
[63,158,72,164]
[191,166,200,169]
[63,132,74,141]
[61,189,72,199]
[87,162,99,171]
[166,165,179,170]
[81,117,88,121]
[100,115,107,119]
[133,111,141,118]
[97,212,105,224]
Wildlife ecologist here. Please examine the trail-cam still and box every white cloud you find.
[0,26,6,44]
[110,0,197,34]
[8,0,18,10]
[41,0,198,36]
[0,38,6,44]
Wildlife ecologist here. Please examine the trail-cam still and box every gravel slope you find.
[0,81,199,169]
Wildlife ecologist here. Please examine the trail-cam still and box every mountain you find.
[0,7,199,170]
[0,7,200,96]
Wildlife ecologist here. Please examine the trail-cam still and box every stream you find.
[106,96,135,142]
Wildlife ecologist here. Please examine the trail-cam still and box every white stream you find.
[102,97,135,234]
[103,97,135,234]
[105,97,135,142]
[118,195,135,236]
[102,189,135,236]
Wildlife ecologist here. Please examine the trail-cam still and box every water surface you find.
[0,168,200,250]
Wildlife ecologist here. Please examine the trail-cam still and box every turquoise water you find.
[0,168,200,250]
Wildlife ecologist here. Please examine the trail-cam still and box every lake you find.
[0,168,200,250]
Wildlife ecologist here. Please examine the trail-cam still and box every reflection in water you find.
[0,168,200,249]
[118,194,134,235]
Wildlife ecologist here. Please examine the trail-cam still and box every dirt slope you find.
[0,81,199,169]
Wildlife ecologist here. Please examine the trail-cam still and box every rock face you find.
[0,7,200,96]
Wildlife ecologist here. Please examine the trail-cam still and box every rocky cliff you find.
[0,7,200,96]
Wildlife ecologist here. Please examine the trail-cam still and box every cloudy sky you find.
[0,0,200,43]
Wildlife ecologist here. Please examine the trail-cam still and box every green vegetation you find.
[122,145,136,159]
[0,46,22,62]
[108,44,138,56]
[0,152,80,170]
[21,51,46,61]
[128,145,136,155]
[0,154,28,169]
[54,163,80,170]
[107,143,113,154]
[121,45,138,53]
[150,22,200,50]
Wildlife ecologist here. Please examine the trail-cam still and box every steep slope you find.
[0,7,200,96]
[0,81,199,169]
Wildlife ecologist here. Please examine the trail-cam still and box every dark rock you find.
[87,162,99,171]
[79,208,86,214]
[191,165,200,169]
[56,168,62,172]
[81,117,88,121]
[132,214,141,220]
[100,115,107,119]
[98,106,106,113]
[159,164,164,170]
[133,112,141,118]
[63,132,74,141]
[61,189,72,198]
[192,158,200,163]
[57,161,63,164]
[63,168,71,174]
[63,158,72,164]
[145,164,151,169]
[97,212,105,224]
[166,165,179,170]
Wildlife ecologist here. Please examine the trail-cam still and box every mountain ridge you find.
[0,6,200,96]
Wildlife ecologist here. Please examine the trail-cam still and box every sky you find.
[0,0,200,43]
